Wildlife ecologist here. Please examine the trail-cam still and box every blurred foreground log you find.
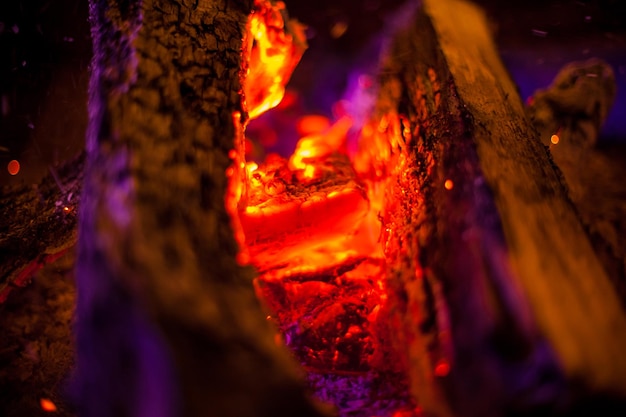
[74,1,326,417]
[376,0,626,416]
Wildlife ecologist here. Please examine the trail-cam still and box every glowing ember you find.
[550,134,560,144]
[256,258,385,372]
[40,398,57,412]
[241,152,369,251]
[434,360,451,377]
[228,109,414,414]
[330,21,349,39]
[296,114,331,136]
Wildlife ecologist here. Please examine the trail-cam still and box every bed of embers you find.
[233,113,418,415]
[224,2,418,414]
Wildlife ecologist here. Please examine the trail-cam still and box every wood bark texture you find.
[378,0,626,416]
[74,1,327,417]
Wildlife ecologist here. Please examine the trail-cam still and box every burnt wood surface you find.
[377,0,626,416]
[74,1,327,417]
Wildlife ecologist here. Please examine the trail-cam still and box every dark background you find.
[0,0,90,185]
[0,0,624,185]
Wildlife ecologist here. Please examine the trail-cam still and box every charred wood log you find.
[74,1,326,417]
[372,0,626,416]
[0,154,83,302]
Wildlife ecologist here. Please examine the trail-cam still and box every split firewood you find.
[363,0,626,416]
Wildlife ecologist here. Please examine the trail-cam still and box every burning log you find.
[369,0,626,416]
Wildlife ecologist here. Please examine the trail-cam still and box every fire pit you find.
[2,0,626,416]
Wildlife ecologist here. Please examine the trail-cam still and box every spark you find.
[7,159,20,175]
[444,179,454,190]
[550,134,559,145]
[434,359,450,377]
[330,21,348,39]
[40,398,57,412]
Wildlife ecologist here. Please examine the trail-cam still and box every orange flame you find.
[244,0,307,120]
